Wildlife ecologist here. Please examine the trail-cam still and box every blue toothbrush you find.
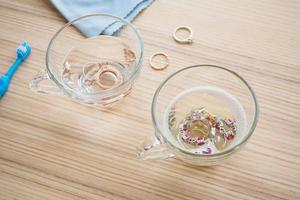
[0,41,31,98]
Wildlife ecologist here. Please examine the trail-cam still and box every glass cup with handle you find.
[29,13,144,107]
[138,65,259,166]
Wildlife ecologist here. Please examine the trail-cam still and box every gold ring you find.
[173,26,193,44]
[95,64,123,89]
[82,62,123,89]
[149,52,169,70]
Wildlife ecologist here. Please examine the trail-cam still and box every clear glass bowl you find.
[138,65,259,166]
[30,13,143,107]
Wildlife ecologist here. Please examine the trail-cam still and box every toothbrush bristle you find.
[17,41,31,61]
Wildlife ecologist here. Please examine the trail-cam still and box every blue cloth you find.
[50,0,153,37]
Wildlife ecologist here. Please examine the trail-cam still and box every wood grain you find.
[0,0,300,199]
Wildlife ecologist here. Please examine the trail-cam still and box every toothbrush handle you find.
[5,58,22,80]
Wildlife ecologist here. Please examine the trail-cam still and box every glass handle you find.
[137,133,175,160]
[29,69,63,96]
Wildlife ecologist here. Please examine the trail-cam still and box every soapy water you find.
[163,86,247,155]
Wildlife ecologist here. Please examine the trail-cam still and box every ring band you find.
[95,67,123,89]
[82,63,123,89]
[173,26,193,44]
[149,52,169,70]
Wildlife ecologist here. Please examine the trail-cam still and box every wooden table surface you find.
[0,0,300,199]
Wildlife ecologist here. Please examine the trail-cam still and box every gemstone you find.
[214,134,227,150]
[187,120,210,139]
[202,147,212,154]
[226,131,235,140]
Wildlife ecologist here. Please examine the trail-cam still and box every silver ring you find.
[178,108,211,146]
[173,26,193,44]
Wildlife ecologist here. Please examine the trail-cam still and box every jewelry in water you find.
[164,86,246,155]
[61,35,137,94]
